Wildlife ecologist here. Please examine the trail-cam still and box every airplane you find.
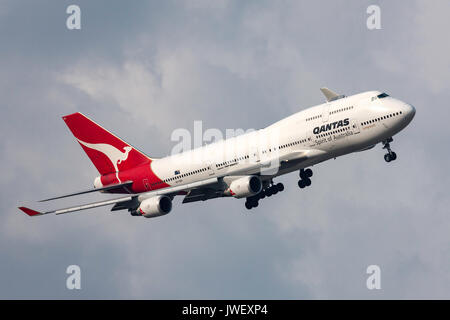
[18,88,416,218]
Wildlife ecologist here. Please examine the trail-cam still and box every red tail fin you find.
[62,112,152,175]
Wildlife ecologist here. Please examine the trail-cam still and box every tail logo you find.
[77,139,132,182]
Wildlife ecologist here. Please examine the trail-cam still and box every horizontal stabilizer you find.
[39,181,134,202]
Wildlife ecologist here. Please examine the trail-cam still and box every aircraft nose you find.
[405,103,416,121]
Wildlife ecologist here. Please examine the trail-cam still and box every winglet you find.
[18,207,43,217]
[320,87,341,102]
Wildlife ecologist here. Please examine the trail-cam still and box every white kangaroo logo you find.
[77,139,132,183]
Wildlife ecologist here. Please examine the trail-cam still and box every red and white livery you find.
[19,88,415,218]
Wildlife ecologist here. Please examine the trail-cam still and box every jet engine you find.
[225,176,262,198]
[137,195,172,218]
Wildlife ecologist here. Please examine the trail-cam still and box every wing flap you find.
[259,150,308,168]
[136,177,219,201]
[182,188,222,204]
[54,197,133,215]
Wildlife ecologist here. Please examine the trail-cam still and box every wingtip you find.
[18,206,42,216]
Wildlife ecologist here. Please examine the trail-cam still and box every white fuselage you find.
[149,90,415,189]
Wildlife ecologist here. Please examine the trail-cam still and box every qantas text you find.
[313,118,350,134]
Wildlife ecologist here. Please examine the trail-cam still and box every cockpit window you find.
[377,93,389,99]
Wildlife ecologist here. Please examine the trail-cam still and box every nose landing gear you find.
[382,137,397,162]
[298,168,313,189]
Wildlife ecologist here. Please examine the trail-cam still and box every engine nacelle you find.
[137,196,172,218]
[225,176,262,198]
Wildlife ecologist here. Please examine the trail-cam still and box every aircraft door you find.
[143,178,150,190]
[206,161,215,176]
[322,103,330,122]
[351,120,360,134]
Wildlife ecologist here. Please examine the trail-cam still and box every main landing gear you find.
[298,168,313,189]
[382,137,397,162]
[245,182,284,210]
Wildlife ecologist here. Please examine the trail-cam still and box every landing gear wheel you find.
[304,178,311,186]
[304,169,313,178]
[298,180,306,189]
[382,138,397,163]
[276,183,284,192]
[245,198,258,210]
[384,153,391,162]
[391,152,397,161]
[299,168,313,189]
[384,152,397,162]
[300,168,313,179]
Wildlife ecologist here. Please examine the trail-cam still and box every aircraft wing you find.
[182,150,326,204]
[182,187,223,204]
[18,149,327,216]
[19,196,134,216]
[19,177,220,217]
[39,181,134,202]
[259,149,322,168]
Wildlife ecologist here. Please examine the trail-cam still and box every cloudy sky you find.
[1,0,449,299]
